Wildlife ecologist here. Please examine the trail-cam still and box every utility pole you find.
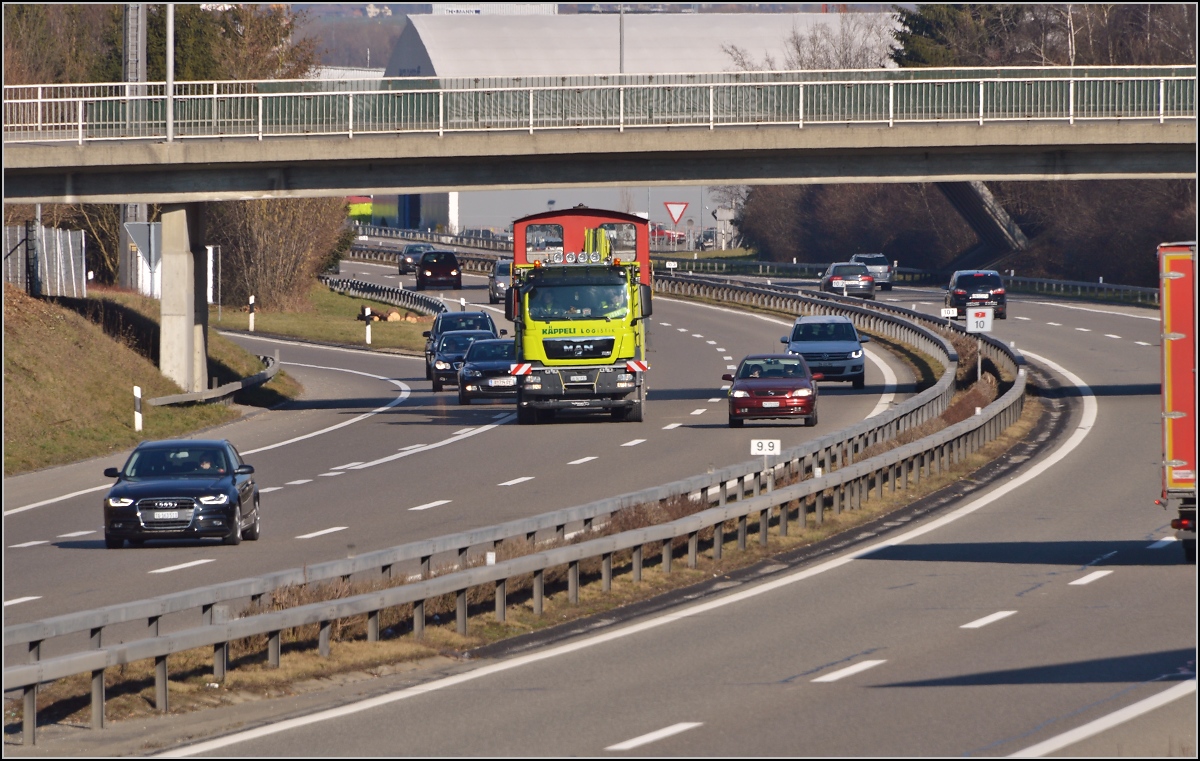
[119,4,148,290]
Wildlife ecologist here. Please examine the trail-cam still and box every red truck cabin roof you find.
[513,207,651,285]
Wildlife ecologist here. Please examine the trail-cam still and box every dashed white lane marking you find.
[318,472,344,478]
[622,439,646,447]
[706,340,717,345]
[961,610,1017,629]
[1147,537,1177,549]
[1014,316,1031,321]
[691,333,704,338]
[331,461,364,470]
[259,487,283,493]
[662,423,682,430]
[1104,334,1121,339]
[723,356,733,360]
[659,322,671,326]
[569,457,598,465]
[1135,341,1152,346]
[4,597,42,607]
[286,479,312,486]
[409,500,451,512]
[606,722,703,751]
[499,476,535,486]
[1069,570,1112,585]
[720,384,730,391]
[353,415,516,469]
[690,409,707,415]
[297,527,348,539]
[676,328,688,332]
[1047,322,1062,326]
[150,559,215,574]
[716,347,726,352]
[811,659,887,682]
[726,365,737,370]
[1011,680,1197,757]
[708,398,722,403]
[1075,327,1091,332]
[58,530,95,538]
[492,413,508,419]
[10,541,49,548]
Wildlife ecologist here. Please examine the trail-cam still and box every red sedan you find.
[723,354,823,428]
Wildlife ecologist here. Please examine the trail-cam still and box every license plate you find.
[488,377,515,387]
[570,375,588,382]
[761,401,780,408]
[154,511,179,519]
[971,293,989,299]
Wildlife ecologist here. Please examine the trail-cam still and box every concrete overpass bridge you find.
[3,66,1195,392]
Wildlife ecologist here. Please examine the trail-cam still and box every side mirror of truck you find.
[505,289,517,323]
[640,284,653,318]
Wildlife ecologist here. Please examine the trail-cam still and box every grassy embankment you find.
[2,282,427,476]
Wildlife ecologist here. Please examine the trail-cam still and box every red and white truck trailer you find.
[1156,241,1196,563]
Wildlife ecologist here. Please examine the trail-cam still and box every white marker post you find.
[751,439,780,490]
[364,307,372,345]
[965,307,994,382]
[134,385,143,432]
[248,295,255,332]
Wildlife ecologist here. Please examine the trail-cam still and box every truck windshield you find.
[529,285,629,320]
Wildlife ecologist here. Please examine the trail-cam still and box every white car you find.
[849,253,895,291]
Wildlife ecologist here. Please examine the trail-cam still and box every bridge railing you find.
[5,67,1194,144]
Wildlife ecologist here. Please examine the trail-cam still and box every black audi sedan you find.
[457,338,518,404]
[102,439,260,548]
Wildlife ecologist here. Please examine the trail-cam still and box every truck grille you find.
[542,337,614,360]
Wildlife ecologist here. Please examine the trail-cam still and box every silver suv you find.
[780,314,870,389]
[849,253,894,291]
[488,258,512,304]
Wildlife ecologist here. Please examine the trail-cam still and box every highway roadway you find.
[4,270,1194,756]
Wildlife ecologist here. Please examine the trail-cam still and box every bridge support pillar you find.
[159,203,208,392]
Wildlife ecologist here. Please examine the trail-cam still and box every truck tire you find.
[626,401,643,423]
[517,404,536,425]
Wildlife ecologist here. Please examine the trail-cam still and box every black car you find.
[422,311,502,379]
[944,269,1007,319]
[414,250,462,291]
[399,243,435,275]
[430,330,496,391]
[458,338,518,404]
[102,439,260,548]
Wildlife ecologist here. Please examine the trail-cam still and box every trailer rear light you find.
[1171,518,1195,531]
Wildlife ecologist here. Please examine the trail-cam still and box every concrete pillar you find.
[159,203,207,392]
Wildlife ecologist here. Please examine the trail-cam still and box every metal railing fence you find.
[3,225,88,298]
[5,67,1194,144]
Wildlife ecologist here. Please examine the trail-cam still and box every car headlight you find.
[107,497,133,507]
[450,269,460,276]
[731,389,750,398]
[435,360,451,370]
[790,388,813,397]
[463,369,482,379]
[423,270,433,277]
[199,494,229,505]
[850,349,863,359]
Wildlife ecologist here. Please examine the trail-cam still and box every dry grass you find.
[7,380,1044,732]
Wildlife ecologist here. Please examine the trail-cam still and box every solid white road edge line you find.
[149,559,214,575]
[158,344,1098,758]
[1009,680,1196,757]
[605,722,703,751]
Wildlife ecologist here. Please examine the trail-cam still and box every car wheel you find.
[998,310,1007,320]
[244,501,261,541]
[455,279,463,290]
[883,284,893,291]
[432,378,443,392]
[414,281,424,291]
[806,410,819,427]
[458,389,470,405]
[105,534,124,549]
[852,375,865,390]
[728,416,744,428]
[224,505,243,546]
[425,359,432,380]
[489,293,498,305]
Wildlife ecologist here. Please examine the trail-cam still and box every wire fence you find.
[3,225,88,298]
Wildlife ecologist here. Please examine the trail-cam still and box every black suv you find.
[423,311,503,379]
[944,269,1007,319]
[102,439,260,548]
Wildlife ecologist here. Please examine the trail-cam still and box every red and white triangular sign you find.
[664,202,688,225]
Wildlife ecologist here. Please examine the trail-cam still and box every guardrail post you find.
[832,482,842,515]
[662,540,672,574]
[91,667,105,729]
[814,490,824,526]
[24,685,37,745]
[759,509,769,546]
[737,515,747,550]
[713,522,724,559]
[456,590,467,634]
[555,524,565,541]
[269,630,281,666]
[413,600,426,638]
[367,609,380,641]
[688,532,698,567]
[779,499,790,536]
[155,655,168,712]
[533,571,544,615]
[319,620,331,657]
[633,545,643,582]
[569,561,580,603]
[420,555,431,578]
[602,553,612,591]
[495,579,506,622]
[214,640,227,681]
[458,546,468,569]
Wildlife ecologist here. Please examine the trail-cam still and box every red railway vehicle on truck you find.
[1156,241,1196,563]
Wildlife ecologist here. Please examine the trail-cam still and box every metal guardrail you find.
[318,274,447,316]
[4,67,1194,144]
[1003,275,1159,304]
[3,273,1025,743]
[146,351,279,407]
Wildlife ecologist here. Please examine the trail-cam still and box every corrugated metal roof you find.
[385,13,890,79]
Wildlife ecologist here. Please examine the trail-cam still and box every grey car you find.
[849,253,894,291]
[819,262,876,300]
[399,243,435,274]
[780,314,870,389]
[488,258,512,304]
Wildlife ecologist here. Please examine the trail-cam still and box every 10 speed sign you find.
[966,306,994,333]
